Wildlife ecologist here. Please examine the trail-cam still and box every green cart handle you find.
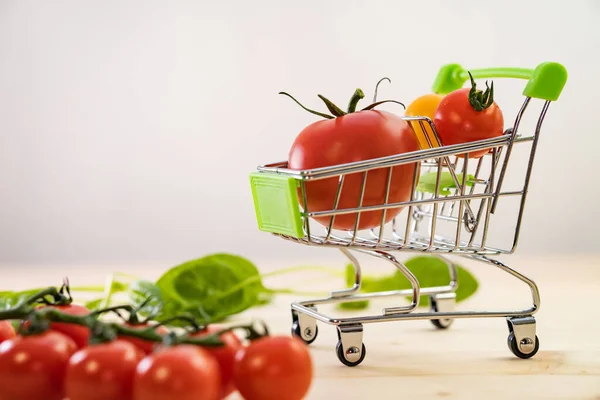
[431,61,568,101]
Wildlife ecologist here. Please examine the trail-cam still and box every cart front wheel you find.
[507,332,539,359]
[291,309,319,345]
[336,341,366,367]
[291,320,318,345]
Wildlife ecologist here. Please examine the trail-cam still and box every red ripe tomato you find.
[0,331,77,400]
[433,75,504,159]
[288,109,420,231]
[190,325,243,398]
[40,303,91,349]
[118,322,169,355]
[0,321,16,343]
[132,345,221,400]
[64,339,145,400]
[233,336,313,400]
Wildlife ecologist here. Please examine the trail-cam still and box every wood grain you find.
[1,254,599,399]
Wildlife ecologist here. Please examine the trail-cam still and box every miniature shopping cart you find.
[249,62,567,367]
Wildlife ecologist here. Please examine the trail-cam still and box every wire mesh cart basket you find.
[249,62,567,367]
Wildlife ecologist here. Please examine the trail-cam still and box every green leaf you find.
[153,253,269,324]
[127,280,164,317]
[84,298,104,311]
[401,255,479,306]
[338,299,370,310]
[0,289,49,310]
[417,171,476,196]
[336,255,479,310]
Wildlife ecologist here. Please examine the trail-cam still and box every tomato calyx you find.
[467,71,495,111]
[279,77,406,120]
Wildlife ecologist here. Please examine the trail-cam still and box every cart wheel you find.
[291,308,318,345]
[336,341,366,367]
[429,294,454,329]
[507,332,539,359]
[291,321,318,345]
[431,318,453,330]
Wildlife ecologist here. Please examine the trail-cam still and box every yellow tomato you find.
[405,93,444,149]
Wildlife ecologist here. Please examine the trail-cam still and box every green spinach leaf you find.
[154,253,270,323]
[417,171,476,196]
[338,255,479,310]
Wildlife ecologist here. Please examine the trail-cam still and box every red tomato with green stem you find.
[0,321,15,343]
[233,335,313,400]
[118,322,169,355]
[36,303,91,349]
[132,344,221,400]
[433,72,504,158]
[64,339,145,400]
[282,86,420,231]
[190,324,243,398]
[0,331,78,400]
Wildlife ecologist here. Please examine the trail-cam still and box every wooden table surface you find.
[2,254,599,399]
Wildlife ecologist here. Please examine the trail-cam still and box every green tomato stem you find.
[360,99,406,111]
[317,94,346,117]
[467,71,495,111]
[372,77,391,103]
[347,89,365,113]
[278,92,335,119]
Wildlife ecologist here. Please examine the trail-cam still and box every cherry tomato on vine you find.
[233,335,313,400]
[64,339,145,400]
[118,322,169,355]
[36,303,91,349]
[191,324,243,398]
[0,331,77,400]
[0,321,16,343]
[433,73,504,158]
[283,87,420,231]
[132,344,221,400]
[404,93,443,149]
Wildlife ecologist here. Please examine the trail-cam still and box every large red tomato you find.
[288,109,420,231]
[64,339,145,400]
[0,331,78,400]
[433,75,504,158]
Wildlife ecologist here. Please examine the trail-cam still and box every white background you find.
[0,0,598,269]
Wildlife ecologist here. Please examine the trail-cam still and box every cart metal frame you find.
[249,61,567,366]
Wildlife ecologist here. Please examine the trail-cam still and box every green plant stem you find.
[213,265,343,301]
[347,89,365,113]
[0,289,227,347]
[24,287,61,306]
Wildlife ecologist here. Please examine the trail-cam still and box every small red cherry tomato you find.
[0,331,78,400]
[64,339,145,400]
[190,324,243,398]
[132,344,222,400]
[0,321,16,343]
[433,74,504,159]
[36,303,91,349]
[233,336,313,400]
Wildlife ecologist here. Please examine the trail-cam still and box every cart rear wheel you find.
[507,332,539,359]
[336,341,366,367]
[429,294,454,329]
